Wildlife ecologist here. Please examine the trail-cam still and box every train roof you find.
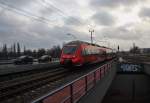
[65,40,110,49]
[65,40,90,45]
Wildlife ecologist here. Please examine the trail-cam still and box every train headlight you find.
[62,55,66,58]
[72,55,76,58]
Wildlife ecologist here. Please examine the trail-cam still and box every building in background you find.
[139,48,150,54]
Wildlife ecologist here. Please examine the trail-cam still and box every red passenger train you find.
[60,41,116,66]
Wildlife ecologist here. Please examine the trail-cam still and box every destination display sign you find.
[118,63,144,73]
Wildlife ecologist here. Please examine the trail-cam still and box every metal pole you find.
[89,30,94,44]
[91,31,93,44]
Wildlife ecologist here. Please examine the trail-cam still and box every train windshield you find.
[63,46,77,54]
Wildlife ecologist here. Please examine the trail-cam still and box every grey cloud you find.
[1,0,53,19]
[90,0,144,9]
[100,26,142,40]
[39,7,54,16]
[0,0,33,7]
[28,22,89,42]
[0,12,23,28]
[0,11,27,38]
[139,7,150,19]
[0,10,89,49]
[64,16,84,26]
[92,11,115,26]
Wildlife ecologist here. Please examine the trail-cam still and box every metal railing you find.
[32,60,114,103]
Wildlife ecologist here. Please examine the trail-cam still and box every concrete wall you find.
[144,64,150,75]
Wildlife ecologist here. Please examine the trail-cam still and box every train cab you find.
[60,44,83,66]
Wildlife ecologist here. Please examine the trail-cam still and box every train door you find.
[81,45,90,64]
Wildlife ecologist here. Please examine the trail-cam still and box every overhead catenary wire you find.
[39,0,66,17]
[39,0,83,25]
[0,0,83,26]
[0,1,56,26]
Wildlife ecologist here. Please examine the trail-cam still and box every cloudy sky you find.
[0,0,150,50]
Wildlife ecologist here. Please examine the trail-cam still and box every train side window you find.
[96,49,99,54]
[91,48,93,54]
[90,48,92,54]
[88,48,91,55]
[86,48,89,55]
[99,49,103,55]
[93,48,96,54]
[103,51,106,56]
[94,49,96,54]
[82,48,87,56]
[87,48,90,55]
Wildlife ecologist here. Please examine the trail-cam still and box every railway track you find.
[0,68,59,82]
[0,62,60,82]
[0,68,69,101]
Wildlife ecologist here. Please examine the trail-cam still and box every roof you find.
[65,40,108,48]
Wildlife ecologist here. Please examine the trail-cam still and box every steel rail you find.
[0,68,68,100]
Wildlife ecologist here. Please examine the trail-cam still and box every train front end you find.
[60,45,82,66]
